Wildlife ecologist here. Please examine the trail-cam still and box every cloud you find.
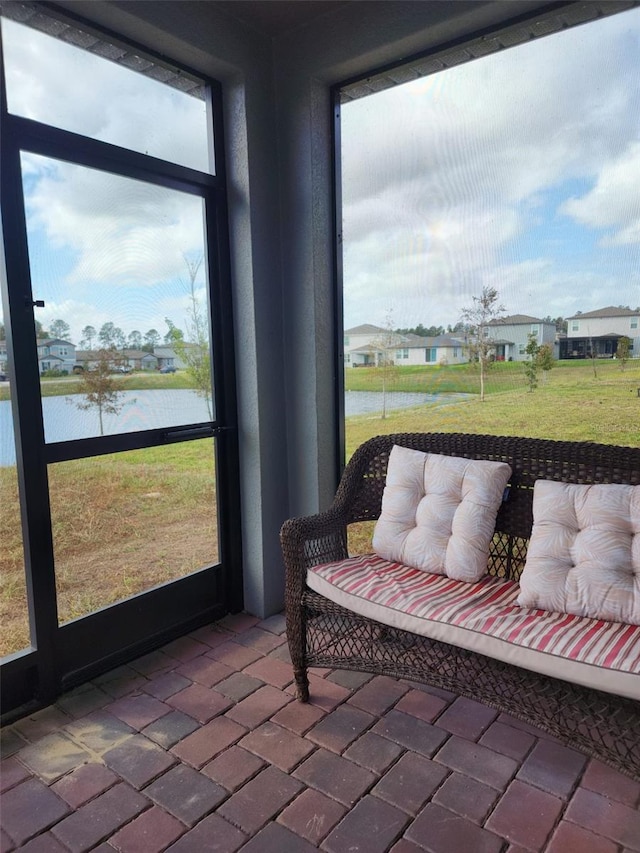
[341,7,640,328]
[24,156,205,288]
[559,142,640,245]
[2,18,209,171]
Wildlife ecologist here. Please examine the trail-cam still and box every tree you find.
[143,328,161,352]
[172,256,213,418]
[460,286,505,402]
[524,333,540,392]
[113,327,126,351]
[396,323,445,338]
[164,319,184,344]
[49,319,71,341]
[127,330,143,350]
[0,321,5,341]
[371,308,399,419]
[94,324,125,350]
[537,343,554,382]
[80,325,97,350]
[73,349,125,436]
[616,336,631,370]
[586,329,598,379]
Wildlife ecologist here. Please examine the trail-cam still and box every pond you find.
[0,389,471,465]
[345,390,471,416]
[0,389,211,466]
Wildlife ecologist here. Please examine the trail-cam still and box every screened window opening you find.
[2,14,212,173]
[339,5,640,460]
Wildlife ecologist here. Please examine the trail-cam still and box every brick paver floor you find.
[1,612,639,852]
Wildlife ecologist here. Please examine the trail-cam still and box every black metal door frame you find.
[0,10,243,721]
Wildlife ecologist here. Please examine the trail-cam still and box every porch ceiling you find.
[212,0,351,37]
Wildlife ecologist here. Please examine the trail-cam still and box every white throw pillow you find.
[372,445,512,582]
[517,480,640,625]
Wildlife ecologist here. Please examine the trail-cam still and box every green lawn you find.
[344,359,640,456]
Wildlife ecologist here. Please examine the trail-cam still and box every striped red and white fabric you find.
[306,554,640,700]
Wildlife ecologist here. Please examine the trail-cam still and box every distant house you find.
[153,346,177,370]
[343,324,406,367]
[122,349,158,370]
[37,338,76,374]
[560,306,639,359]
[0,340,7,374]
[395,334,467,366]
[486,315,556,362]
[343,324,467,367]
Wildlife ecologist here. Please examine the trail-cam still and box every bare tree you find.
[173,255,213,419]
[371,309,400,419]
[460,286,505,402]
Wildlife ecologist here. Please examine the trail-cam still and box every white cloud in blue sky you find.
[341,7,640,330]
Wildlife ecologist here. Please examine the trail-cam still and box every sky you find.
[341,7,640,331]
[1,16,212,347]
[1,9,639,345]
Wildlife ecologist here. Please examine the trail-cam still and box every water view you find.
[0,389,472,465]
[345,390,471,416]
[0,389,212,465]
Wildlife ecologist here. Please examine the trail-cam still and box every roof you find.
[123,349,157,359]
[37,338,74,346]
[488,314,547,325]
[566,306,640,320]
[344,324,387,335]
[402,335,465,348]
[349,344,384,354]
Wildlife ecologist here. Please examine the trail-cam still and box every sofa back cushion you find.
[517,480,640,625]
[372,445,512,582]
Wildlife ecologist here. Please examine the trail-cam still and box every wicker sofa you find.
[281,433,640,781]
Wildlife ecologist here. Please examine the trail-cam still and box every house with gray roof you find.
[395,334,467,366]
[343,324,467,366]
[560,306,639,359]
[37,338,76,374]
[486,315,557,362]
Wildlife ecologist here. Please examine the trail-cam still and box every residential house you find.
[0,339,7,374]
[561,306,639,359]
[486,315,557,362]
[153,345,200,370]
[344,324,466,367]
[396,334,467,366]
[36,338,76,374]
[122,349,158,370]
[343,324,406,366]
[74,349,156,371]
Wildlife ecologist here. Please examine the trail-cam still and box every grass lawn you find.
[344,359,640,455]
[0,440,218,656]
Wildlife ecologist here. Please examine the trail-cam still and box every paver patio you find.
[1,612,639,852]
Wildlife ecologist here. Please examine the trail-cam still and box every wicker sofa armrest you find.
[281,507,350,588]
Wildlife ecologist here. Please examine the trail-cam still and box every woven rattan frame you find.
[282,433,640,781]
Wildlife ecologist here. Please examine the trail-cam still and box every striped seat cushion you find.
[307,554,640,700]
